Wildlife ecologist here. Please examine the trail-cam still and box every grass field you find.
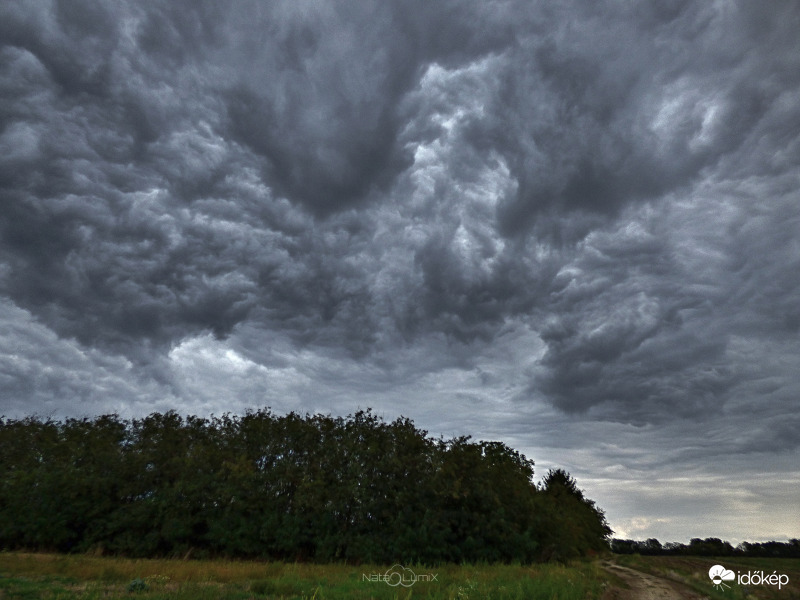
[615,554,800,600]
[0,552,609,599]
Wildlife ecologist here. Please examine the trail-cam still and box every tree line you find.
[611,537,800,558]
[0,409,611,563]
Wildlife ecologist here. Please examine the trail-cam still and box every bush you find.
[127,578,148,592]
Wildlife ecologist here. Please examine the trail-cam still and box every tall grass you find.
[0,552,609,599]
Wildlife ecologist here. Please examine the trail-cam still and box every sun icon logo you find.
[708,564,735,591]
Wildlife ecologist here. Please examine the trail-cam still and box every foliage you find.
[610,536,800,558]
[0,409,611,563]
[536,469,612,561]
[127,577,149,592]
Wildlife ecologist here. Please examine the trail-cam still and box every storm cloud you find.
[1,0,799,543]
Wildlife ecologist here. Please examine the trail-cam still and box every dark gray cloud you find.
[533,177,800,424]
[1,0,799,543]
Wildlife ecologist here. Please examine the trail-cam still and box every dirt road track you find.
[601,562,709,600]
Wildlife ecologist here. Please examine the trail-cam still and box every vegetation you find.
[0,409,610,564]
[0,552,610,599]
[611,536,800,558]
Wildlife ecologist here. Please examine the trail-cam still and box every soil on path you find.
[601,562,709,600]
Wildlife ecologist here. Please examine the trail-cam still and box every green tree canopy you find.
[0,410,611,563]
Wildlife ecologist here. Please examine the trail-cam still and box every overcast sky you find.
[2,0,799,544]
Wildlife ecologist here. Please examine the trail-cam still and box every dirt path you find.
[601,562,709,600]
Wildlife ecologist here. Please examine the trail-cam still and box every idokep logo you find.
[708,565,735,591]
[709,564,790,592]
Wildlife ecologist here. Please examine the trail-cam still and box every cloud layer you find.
[2,0,799,542]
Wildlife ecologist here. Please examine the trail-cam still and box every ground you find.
[601,562,709,600]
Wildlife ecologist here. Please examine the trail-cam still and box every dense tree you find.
[535,469,612,561]
[610,537,800,558]
[0,410,612,563]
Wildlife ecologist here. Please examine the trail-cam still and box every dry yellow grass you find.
[0,551,306,582]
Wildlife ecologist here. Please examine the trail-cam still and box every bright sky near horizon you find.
[1,0,799,544]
